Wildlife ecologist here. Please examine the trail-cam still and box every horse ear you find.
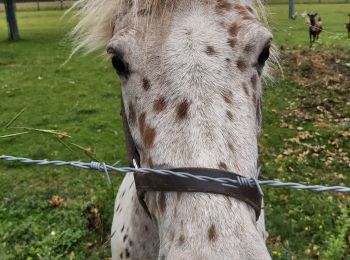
[314,13,318,16]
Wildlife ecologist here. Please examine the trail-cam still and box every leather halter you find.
[120,97,263,220]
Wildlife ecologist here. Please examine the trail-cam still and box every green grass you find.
[0,10,126,259]
[0,1,74,12]
[267,0,349,4]
[268,4,350,48]
[261,74,350,258]
[0,6,349,259]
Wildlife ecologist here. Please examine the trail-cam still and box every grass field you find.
[268,4,350,48]
[0,4,350,259]
[0,1,75,12]
[267,0,349,4]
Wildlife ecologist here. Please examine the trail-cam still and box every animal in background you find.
[307,13,322,45]
[346,13,350,38]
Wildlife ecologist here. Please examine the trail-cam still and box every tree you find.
[4,0,20,40]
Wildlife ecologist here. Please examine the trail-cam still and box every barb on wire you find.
[0,155,349,193]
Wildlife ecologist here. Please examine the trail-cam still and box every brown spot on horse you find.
[244,43,254,53]
[218,162,228,170]
[251,74,258,91]
[142,78,151,91]
[139,112,156,149]
[222,95,232,104]
[222,90,233,104]
[236,59,247,72]
[144,127,156,149]
[215,0,232,15]
[153,96,167,113]
[228,23,240,37]
[228,142,235,153]
[208,224,218,242]
[234,4,254,20]
[242,82,250,96]
[227,38,237,49]
[176,99,190,121]
[206,46,217,56]
[178,234,185,246]
[226,110,233,121]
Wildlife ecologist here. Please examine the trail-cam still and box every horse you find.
[307,12,322,45]
[71,0,278,259]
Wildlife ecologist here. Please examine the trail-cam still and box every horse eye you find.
[258,46,270,67]
[111,56,129,77]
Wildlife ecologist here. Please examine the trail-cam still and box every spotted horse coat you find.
[72,0,278,259]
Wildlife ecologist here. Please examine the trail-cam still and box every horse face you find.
[105,2,273,257]
[74,0,276,258]
[106,1,273,176]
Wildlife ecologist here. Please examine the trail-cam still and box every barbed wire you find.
[1,155,349,193]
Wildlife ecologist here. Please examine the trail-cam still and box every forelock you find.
[68,0,279,79]
[68,0,170,54]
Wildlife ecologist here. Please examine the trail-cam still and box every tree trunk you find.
[4,0,20,41]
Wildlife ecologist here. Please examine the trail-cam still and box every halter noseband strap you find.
[120,97,263,221]
[134,168,262,220]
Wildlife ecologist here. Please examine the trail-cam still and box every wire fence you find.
[1,155,349,193]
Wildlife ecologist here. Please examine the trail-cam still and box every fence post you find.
[289,0,295,19]
[4,0,20,41]
[36,0,40,11]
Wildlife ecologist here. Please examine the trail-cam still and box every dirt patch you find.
[279,50,350,124]
[281,49,350,90]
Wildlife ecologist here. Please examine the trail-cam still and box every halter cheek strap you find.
[120,97,263,221]
[120,98,140,167]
